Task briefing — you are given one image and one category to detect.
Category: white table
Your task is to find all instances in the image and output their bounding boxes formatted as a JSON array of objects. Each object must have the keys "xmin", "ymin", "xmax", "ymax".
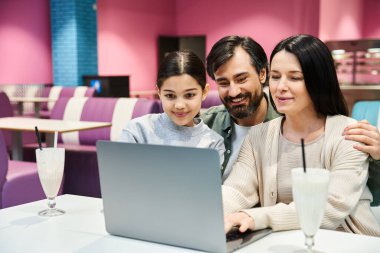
[
  {"xmin": 9, "ymin": 97, "xmax": 57, "ymax": 118},
  {"xmin": 0, "ymin": 117, "xmax": 111, "ymax": 160},
  {"xmin": 0, "ymin": 195, "xmax": 379, "ymax": 253}
]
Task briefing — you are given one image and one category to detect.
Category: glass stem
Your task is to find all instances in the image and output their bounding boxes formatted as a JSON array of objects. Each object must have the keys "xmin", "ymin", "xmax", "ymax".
[
  {"xmin": 48, "ymin": 197, "xmax": 56, "ymax": 209},
  {"xmin": 305, "ymin": 235, "xmax": 315, "ymax": 252}
]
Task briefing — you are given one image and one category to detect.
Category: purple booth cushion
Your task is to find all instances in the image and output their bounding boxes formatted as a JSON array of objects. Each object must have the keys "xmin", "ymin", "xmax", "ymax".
[
  {"xmin": 59, "ymin": 87, "xmax": 75, "ymax": 97},
  {"xmin": 0, "ymin": 130, "xmax": 49, "ymax": 209},
  {"xmin": 132, "ymin": 99, "xmax": 161, "ymax": 118},
  {"xmin": 0, "ymin": 92, "xmax": 37, "ymax": 156},
  {"xmin": 39, "ymin": 86, "xmax": 96, "ymax": 119},
  {"xmin": 201, "ymin": 90, "xmax": 222, "ymax": 108},
  {"xmin": 0, "ymin": 131, "xmax": 8, "ymax": 202},
  {"xmin": 23, "ymin": 97, "xmax": 161, "ymax": 198},
  {"xmin": 85, "ymin": 87, "xmax": 95, "ymax": 97},
  {"xmin": 78, "ymin": 98, "xmax": 117, "ymax": 145},
  {"xmin": 2, "ymin": 160, "xmax": 46, "ymax": 208},
  {"xmin": 40, "ymin": 85, "xmax": 52, "ymax": 111},
  {"xmin": 0, "ymin": 92, "xmax": 14, "ymax": 149}
]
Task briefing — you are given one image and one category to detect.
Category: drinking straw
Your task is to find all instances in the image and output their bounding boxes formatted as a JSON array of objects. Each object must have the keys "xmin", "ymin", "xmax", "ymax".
[
  {"xmin": 53, "ymin": 131, "xmax": 58, "ymax": 148},
  {"xmin": 34, "ymin": 126, "xmax": 43, "ymax": 150},
  {"xmin": 301, "ymin": 138, "xmax": 306, "ymax": 173}
]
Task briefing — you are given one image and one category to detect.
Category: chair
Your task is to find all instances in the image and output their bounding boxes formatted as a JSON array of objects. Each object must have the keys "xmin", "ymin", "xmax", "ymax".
[
  {"xmin": 19, "ymin": 85, "xmax": 43, "ymax": 116},
  {"xmin": 0, "ymin": 84, "xmax": 47, "ymax": 117},
  {"xmin": 39, "ymin": 86, "xmax": 96, "ymax": 118},
  {"xmin": 351, "ymin": 100, "xmax": 380, "ymax": 128},
  {"xmin": 23, "ymin": 97, "xmax": 161, "ymax": 198},
  {"xmin": 0, "ymin": 92, "xmax": 14, "ymax": 148},
  {"xmin": 0, "ymin": 130, "xmax": 46, "ymax": 208},
  {"xmin": 0, "ymin": 92, "xmax": 36, "ymax": 156},
  {"xmin": 351, "ymin": 100, "xmax": 380, "ymax": 210},
  {"xmin": 201, "ymin": 90, "xmax": 222, "ymax": 109}
]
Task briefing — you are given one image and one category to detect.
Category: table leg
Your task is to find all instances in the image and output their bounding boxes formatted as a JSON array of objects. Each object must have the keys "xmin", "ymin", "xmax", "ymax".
[
  {"xmin": 34, "ymin": 102, "xmax": 41, "ymax": 118},
  {"xmin": 17, "ymin": 102, "xmax": 24, "ymax": 116},
  {"xmin": 11, "ymin": 131, "xmax": 23, "ymax": 161},
  {"xmin": 45, "ymin": 133, "xmax": 54, "ymax": 147}
]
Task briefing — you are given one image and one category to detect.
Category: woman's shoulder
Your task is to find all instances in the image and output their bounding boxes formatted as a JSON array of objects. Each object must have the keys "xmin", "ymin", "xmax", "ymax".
[
  {"xmin": 327, "ymin": 114, "xmax": 356, "ymax": 123},
  {"xmin": 325, "ymin": 115, "xmax": 356, "ymax": 134}
]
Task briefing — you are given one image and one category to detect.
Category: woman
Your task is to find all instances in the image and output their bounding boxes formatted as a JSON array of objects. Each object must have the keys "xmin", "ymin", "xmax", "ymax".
[{"xmin": 222, "ymin": 34, "xmax": 380, "ymax": 236}]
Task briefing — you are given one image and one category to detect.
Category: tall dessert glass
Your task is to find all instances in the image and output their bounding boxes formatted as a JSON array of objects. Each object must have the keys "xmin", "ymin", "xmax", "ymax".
[
  {"xmin": 35, "ymin": 147, "xmax": 65, "ymax": 216},
  {"xmin": 292, "ymin": 168, "xmax": 330, "ymax": 252}
]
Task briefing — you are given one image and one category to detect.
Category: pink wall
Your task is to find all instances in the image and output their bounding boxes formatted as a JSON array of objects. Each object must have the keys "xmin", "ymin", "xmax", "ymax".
[
  {"xmin": 98, "ymin": 0, "xmax": 320, "ymax": 91},
  {"xmin": 97, "ymin": 0, "xmax": 176, "ymax": 91},
  {"xmin": 176, "ymin": 0, "xmax": 320, "ymax": 58},
  {"xmin": 362, "ymin": 0, "xmax": 380, "ymax": 38},
  {"xmin": 176, "ymin": 0, "xmax": 320, "ymax": 88},
  {"xmin": 319, "ymin": 0, "xmax": 363, "ymax": 41},
  {"xmin": 0, "ymin": 0, "xmax": 52, "ymax": 85},
  {"xmin": 0, "ymin": 0, "xmax": 378, "ymax": 90}
]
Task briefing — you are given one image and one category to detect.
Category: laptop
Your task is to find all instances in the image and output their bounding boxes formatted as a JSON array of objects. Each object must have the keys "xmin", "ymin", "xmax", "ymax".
[{"xmin": 96, "ymin": 141, "xmax": 272, "ymax": 253}]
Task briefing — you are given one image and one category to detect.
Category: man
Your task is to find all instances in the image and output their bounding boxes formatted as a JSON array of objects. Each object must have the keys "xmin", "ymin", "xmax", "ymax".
[
  {"xmin": 201, "ymin": 36, "xmax": 278, "ymax": 181},
  {"xmin": 201, "ymin": 35, "xmax": 380, "ymax": 203}
]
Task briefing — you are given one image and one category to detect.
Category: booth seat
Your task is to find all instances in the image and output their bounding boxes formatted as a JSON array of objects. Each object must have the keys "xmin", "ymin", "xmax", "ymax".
[
  {"xmin": 0, "ymin": 130, "xmax": 47, "ymax": 209},
  {"xmin": 351, "ymin": 100, "xmax": 380, "ymax": 128},
  {"xmin": 0, "ymin": 84, "xmax": 47, "ymax": 116},
  {"xmin": 0, "ymin": 92, "xmax": 36, "ymax": 157},
  {"xmin": 155, "ymin": 90, "xmax": 222, "ymax": 114},
  {"xmin": 201, "ymin": 90, "xmax": 222, "ymax": 109},
  {"xmin": 351, "ymin": 100, "xmax": 380, "ymax": 209},
  {"xmin": 24, "ymin": 97, "xmax": 161, "ymax": 198},
  {"xmin": 39, "ymin": 86, "xmax": 95, "ymax": 118}
]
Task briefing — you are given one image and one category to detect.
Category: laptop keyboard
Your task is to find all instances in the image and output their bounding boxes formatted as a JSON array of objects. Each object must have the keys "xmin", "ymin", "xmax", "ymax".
[
  {"xmin": 226, "ymin": 227, "xmax": 250, "ymax": 242},
  {"xmin": 226, "ymin": 227, "xmax": 272, "ymax": 252}
]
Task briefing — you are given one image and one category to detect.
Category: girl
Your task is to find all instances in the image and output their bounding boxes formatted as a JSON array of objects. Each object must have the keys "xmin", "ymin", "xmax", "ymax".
[{"xmin": 120, "ymin": 50, "xmax": 225, "ymax": 164}]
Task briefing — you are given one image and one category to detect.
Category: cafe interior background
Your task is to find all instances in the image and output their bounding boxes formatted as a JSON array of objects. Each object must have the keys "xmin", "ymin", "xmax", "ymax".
[{"xmin": 0, "ymin": 0, "xmax": 379, "ymax": 114}]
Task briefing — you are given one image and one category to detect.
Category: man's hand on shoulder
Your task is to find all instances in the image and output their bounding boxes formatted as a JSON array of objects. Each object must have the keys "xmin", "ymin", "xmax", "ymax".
[{"xmin": 343, "ymin": 120, "xmax": 380, "ymax": 160}]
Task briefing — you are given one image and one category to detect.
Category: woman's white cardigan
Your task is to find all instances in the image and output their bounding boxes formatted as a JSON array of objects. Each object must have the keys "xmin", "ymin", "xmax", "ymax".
[{"xmin": 222, "ymin": 115, "xmax": 380, "ymax": 236}]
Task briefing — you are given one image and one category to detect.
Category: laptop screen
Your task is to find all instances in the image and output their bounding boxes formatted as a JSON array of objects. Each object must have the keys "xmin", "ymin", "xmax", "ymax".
[{"xmin": 97, "ymin": 141, "xmax": 228, "ymax": 252}]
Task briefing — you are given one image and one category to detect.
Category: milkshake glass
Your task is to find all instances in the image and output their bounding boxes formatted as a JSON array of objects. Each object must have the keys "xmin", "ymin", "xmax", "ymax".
[
  {"xmin": 36, "ymin": 147, "xmax": 65, "ymax": 216},
  {"xmin": 292, "ymin": 168, "xmax": 330, "ymax": 252}
]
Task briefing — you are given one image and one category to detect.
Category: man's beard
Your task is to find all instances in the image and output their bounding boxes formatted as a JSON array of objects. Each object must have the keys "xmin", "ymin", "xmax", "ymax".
[{"xmin": 222, "ymin": 90, "xmax": 264, "ymax": 119}]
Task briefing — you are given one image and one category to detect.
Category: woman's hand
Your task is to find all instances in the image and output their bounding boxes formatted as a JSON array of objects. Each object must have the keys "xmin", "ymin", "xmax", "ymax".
[
  {"xmin": 343, "ymin": 120, "xmax": 380, "ymax": 160},
  {"xmin": 224, "ymin": 212, "xmax": 255, "ymax": 233}
]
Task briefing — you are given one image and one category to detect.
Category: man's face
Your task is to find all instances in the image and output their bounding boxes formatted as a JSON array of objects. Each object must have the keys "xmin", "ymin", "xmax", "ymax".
[{"xmin": 213, "ymin": 47, "xmax": 266, "ymax": 121}]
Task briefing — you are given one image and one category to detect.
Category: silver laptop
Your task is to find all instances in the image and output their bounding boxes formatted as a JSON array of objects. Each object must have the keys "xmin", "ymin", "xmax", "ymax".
[{"xmin": 96, "ymin": 141, "xmax": 271, "ymax": 253}]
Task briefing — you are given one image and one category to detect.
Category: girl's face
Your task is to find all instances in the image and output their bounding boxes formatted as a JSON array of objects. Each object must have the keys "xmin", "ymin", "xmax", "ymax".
[
  {"xmin": 158, "ymin": 74, "xmax": 208, "ymax": 127},
  {"xmin": 269, "ymin": 50, "xmax": 315, "ymax": 117}
]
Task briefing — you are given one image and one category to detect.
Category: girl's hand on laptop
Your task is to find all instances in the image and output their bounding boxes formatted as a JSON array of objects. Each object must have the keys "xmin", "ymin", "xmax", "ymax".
[
  {"xmin": 224, "ymin": 212, "xmax": 254, "ymax": 233},
  {"xmin": 343, "ymin": 119, "xmax": 380, "ymax": 160}
]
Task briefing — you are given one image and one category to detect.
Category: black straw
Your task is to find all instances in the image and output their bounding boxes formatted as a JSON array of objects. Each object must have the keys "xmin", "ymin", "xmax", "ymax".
[
  {"xmin": 301, "ymin": 138, "xmax": 306, "ymax": 173},
  {"xmin": 35, "ymin": 126, "xmax": 43, "ymax": 150}
]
